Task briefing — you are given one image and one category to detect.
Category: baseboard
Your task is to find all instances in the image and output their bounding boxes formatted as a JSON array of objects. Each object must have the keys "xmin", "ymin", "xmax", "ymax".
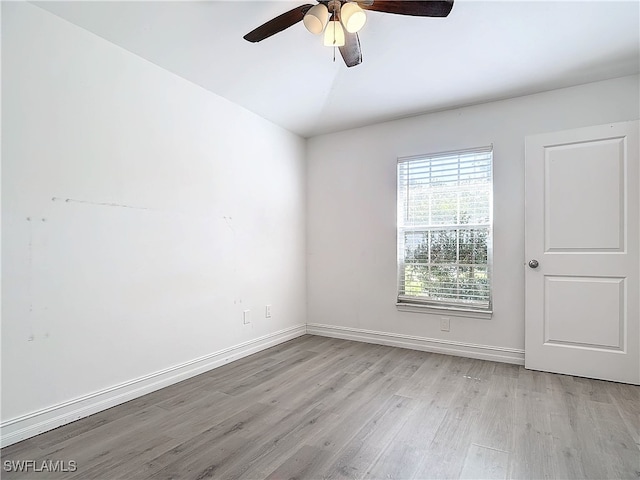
[
  {"xmin": 0, "ymin": 324, "xmax": 306, "ymax": 447},
  {"xmin": 306, "ymin": 323, "xmax": 525, "ymax": 365}
]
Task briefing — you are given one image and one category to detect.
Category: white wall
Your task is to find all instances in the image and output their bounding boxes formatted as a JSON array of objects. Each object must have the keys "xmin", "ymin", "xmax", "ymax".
[
  {"xmin": 307, "ymin": 75, "xmax": 640, "ymax": 357},
  {"xmin": 2, "ymin": 2, "xmax": 306, "ymax": 429}
]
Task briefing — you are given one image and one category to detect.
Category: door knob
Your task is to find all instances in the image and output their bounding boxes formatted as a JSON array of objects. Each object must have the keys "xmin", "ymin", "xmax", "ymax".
[{"xmin": 528, "ymin": 259, "xmax": 539, "ymax": 269}]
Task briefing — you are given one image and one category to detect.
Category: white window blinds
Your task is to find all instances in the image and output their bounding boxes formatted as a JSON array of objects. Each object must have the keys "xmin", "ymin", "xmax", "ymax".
[{"xmin": 397, "ymin": 146, "xmax": 493, "ymax": 310}]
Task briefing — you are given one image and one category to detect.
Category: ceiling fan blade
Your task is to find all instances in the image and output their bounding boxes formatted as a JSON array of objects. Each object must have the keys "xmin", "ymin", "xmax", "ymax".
[
  {"xmin": 359, "ymin": 1, "xmax": 454, "ymax": 17},
  {"xmin": 339, "ymin": 32, "xmax": 362, "ymax": 68},
  {"xmin": 244, "ymin": 4, "xmax": 314, "ymax": 42}
]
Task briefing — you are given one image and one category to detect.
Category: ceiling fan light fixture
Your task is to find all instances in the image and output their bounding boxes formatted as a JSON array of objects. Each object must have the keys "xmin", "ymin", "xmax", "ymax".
[
  {"xmin": 303, "ymin": 3, "xmax": 329, "ymax": 35},
  {"xmin": 323, "ymin": 14, "xmax": 345, "ymax": 47},
  {"xmin": 243, "ymin": 0, "xmax": 454, "ymax": 67},
  {"xmin": 340, "ymin": 2, "xmax": 367, "ymax": 33}
]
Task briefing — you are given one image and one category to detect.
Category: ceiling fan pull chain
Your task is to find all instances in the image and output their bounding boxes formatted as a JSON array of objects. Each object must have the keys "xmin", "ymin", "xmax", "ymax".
[{"xmin": 332, "ymin": 11, "xmax": 336, "ymax": 63}]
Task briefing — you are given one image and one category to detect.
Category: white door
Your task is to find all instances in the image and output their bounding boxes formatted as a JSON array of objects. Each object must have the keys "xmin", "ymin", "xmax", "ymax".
[{"xmin": 525, "ymin": 121, "xmax": 639, "ymax": 385}]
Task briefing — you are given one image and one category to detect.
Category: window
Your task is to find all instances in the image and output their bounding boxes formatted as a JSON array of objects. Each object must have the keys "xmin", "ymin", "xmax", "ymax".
[{"xmin": 397, "ymin": 146, "xmax": 493, "ymax": 313}]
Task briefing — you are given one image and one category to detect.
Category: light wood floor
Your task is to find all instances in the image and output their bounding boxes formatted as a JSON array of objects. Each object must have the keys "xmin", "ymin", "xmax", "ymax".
[{"xmin": 2, "ymin": 335, "xmax": 639, "ymax": 479}]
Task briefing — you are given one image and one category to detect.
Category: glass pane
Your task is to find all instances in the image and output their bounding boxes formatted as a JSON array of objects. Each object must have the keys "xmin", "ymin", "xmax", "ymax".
[
  {"xmin": 430, "ymin": 230, "xmax": 457, "ymax": 263},
  {"xmin": 406, "ymin": 187, "xmax": 430, "ymax": 225},
  {"xmin": 401, "ymin": 264, "xmax": 429, "ymax": 296},
  {"xmin": 458, "ymin": 266, "xmax": 490, "ymax": 303},
  {"xmin": 459, "ymin": 188, "xmax": 490, "ymax": 225},
  {"xmin": 429, "ymin": 266, "xmax": 458, "ymax": 300},
  {"xmin": 458, "ymin": 228, "xmax": 488, "ymax": 265},
  {"xmin": 430, "ymin": 189, "xmax": 458, "ymax": 225},
  {"xmin": 404, "ymin": 232, "xmax": 429, "ymax": 263}
]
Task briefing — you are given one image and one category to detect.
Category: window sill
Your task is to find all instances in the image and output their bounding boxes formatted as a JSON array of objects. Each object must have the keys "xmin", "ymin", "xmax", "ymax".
[{"xmin": 396, "ymin": 303, "xmax": 493, "ymax": 320}]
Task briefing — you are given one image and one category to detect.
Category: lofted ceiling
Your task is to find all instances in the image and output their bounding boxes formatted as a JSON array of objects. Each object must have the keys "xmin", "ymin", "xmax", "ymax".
[{"xmin": 34, "ymin": 1, "xmax": 640, "ymax": 138}]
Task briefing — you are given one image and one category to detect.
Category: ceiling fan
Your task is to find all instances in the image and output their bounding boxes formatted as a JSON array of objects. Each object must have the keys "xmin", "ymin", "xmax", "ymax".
[{"xmin": 243, "ymin": 1, "xmax": 454, "ymax": 67}]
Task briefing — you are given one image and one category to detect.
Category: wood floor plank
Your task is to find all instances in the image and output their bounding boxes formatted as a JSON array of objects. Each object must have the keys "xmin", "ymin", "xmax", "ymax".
[
  {"xmin": 492, "ymin": 361, "xmax": 520, "ymax": 379},
  {"xmin": 0, "ymin": 438, "xmax": 43, "ymax": 459},
  {"xmin": 342, "ymin": 344, "xmax": 395, "ymax": 376},
  {"xmin": 263, "ymin": 444, "xmax": 326, "ymax": 480},
  {"xmin": 395, "ymin": 353, "xmax": 456, "ymax": 402},
  {"xmin": 508, "ymin": 384, "xmax": 556, "ymax": 479},
  {"xmin": 320, "ymin": 394, "xmax": 416, "ymax": 479},
  {"xmin": 609, "ymin": 381, "xmax": 640, "ymax": 447},
  {"xmin": 548, "ymin": 413, "xmax": 588, "ymax": 479},
  {"xmin": 219, "ymin": 349, "xmax": 319, "ymax": 396},
  {"xmin": 68, "ymin": 433, "xmax": 181, "ymax": 480},
  {"xmin": 216, "ymin": 406, "xmax": 340, "ymax": 479},
  {"xmin": 365, "ymin": 397, "xmax": 448, "ymax": 479},
  {"xmin": 319, "ymin": 368, "xmax": 410, "ymax": 417},
  {"xmin": 128, "ymin": 402, "xmax": 274, "ymax": 479},
  {"xmin": 147, "ymin": 434, "xmax": 249, "ymax": 480},
  {"xmin": 2, "ymin": 335, "xmax": 639, "ymax": 480},
  {"xmin": 413, "ymin": 403, "xmax": 482, "ymax": 479},
  {"xmin": 459, "ymin": 444, "xmax": 509, "ymax": 480},
  {"xmin": 387, "ymin": 348, "xmax": 431, "ymax": 379},
  {"xmin": 469, "ymin": 373, "xmax": 517, "ymax": 452},
  {"xmin": 582, "ymin": 400, "xmax": 639, "ymax": 479},
  {"xmin": 34, "ymin": 405, "xmax": 167, "ymax": 461},
  {"xmin": 262, "ymin": 369, "xmax": 358, "ymax": 412}
]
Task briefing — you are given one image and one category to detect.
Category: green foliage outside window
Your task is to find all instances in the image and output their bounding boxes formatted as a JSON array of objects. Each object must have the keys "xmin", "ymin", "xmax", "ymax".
[{"xmin": 403, "ymin": 228, "xmax": 489, "ymax": 304}]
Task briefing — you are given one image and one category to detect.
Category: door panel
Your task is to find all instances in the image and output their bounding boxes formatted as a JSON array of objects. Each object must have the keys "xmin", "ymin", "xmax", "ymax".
[
  {"xmin": 525, "ymin": 121, "xmax": 639, "ymax": 384},
  {"xmin": 544, "ymin": 276, "xmax": 624, "ymax": 350},
  {"xmin": 545, "ymin": 138, "xmax": 625, "ymax": 251}
]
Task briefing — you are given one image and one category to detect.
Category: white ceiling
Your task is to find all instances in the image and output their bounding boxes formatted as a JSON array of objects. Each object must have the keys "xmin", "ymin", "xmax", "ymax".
[{"xmin": 34, "ymin": 1, "xmax": 640, "ymax": 138}]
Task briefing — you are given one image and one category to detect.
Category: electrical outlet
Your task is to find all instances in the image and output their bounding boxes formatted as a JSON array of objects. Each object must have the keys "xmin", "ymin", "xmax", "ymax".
[
  {"xmin": 440, "ymin": 317, "xmax": 450, "ymax": 332},
  {"xmin": 243, "ymin": 310, "xmax": 251, "ymax": 325},
  {"xmin": 265, "ymin": 305, "xmax": 272, "ymax": 318}
]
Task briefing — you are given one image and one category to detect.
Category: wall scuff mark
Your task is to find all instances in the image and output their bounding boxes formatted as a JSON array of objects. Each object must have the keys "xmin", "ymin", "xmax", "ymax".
[{"xmin": 51, "ymin": 197, "xmax": 149, "ymax": 210}]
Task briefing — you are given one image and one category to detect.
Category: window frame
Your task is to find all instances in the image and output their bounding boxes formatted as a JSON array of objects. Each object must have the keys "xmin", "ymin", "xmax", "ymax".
[{"xmin": 396, "ymin": 146, "xmax": 494, "ymax": 319}]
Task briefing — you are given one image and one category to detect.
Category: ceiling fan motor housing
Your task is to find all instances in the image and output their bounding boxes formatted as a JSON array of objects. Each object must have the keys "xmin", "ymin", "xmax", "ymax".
[{"xmin": 327, "ymin": 0, "xmax": 343, "ymax": 14}]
